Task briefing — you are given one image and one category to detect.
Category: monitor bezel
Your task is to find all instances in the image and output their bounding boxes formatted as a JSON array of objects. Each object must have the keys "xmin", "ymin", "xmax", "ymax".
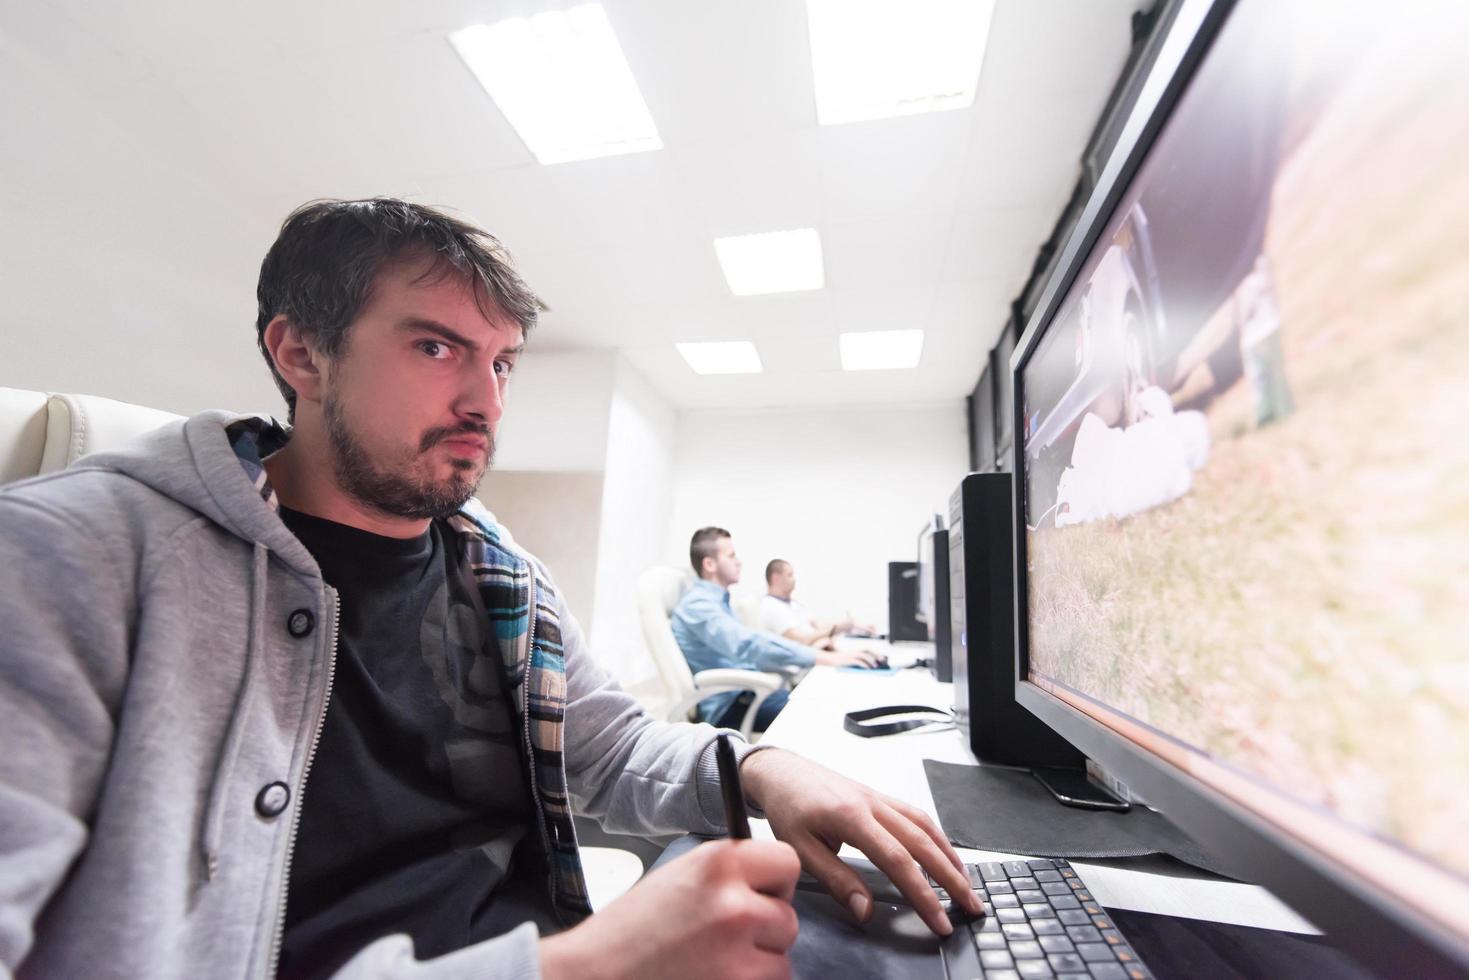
[{"xmin": 1006, "ymin": 0, "xmax": 1469, "ymax": 974}]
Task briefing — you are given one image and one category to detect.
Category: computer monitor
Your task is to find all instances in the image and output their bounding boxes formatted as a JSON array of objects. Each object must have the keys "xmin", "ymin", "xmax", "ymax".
[
  {"xmin": 916, "ymin": 516, "xmax": 953, "ymax": 681},
  {"xmin": 991, "ymin": 318, "xmax": 1018, "ymax": 466},
  {"xmin": 1009, "ymin": 0, "xmax": 1469, "ymax": 975},
  {"xmin": 968, "ymin": 364, "xmax": 997, "ymax": 474}
]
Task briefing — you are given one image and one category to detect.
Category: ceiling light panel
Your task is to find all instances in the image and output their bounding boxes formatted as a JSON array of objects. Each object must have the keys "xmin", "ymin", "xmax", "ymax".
[
  {"xmin": 676, "ymin": 341, "xmax": 765, "ymax": 375},
  {"xmin": 450, "ymin": 5, "xmax": 661, "ymax": 165},
  {"xmin": 839, "ymin": 329, "xmax": 924, "ymax": 371},
  {"xmin": 713, "ymin": 228, "xmax": 825, "ymax": 296},
  {"xmin": 806, "ymin": 0, "xmax": 995, "ymax": 126}
]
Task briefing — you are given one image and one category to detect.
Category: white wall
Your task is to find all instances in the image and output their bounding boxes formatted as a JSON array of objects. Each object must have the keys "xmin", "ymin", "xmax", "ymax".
[
  {"xmin": 0, "ymin": 27, "xmax": 279, "ymax": 415},
  {"xmin": 475, "ymin": 470, "xmax": 604, "ymax": 619},
  {"xmin": 667, "ymin": 402, "xmax": 968, "ymax": 633},
  {"xmin": 588, "ymin": 357, "xmax": 678, "ymax": 686},
  {"xmin": 494, "ymin": 349, "xmax": 616, "ymax": 472}
]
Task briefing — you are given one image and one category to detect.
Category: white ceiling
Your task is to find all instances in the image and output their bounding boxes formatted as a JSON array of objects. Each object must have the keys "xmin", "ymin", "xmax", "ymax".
[{"xmin": 5, "ymin": 0, "xmax": 1144, "ymax": 411}]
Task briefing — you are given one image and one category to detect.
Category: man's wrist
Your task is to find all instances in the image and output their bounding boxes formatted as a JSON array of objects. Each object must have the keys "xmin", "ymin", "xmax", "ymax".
[{"xmin": 738, "ymin": 745, "xmax": 783, "ymax": 812}]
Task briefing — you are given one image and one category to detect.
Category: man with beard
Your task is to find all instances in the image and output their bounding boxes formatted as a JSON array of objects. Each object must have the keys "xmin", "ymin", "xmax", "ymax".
[{"xmin": 0, "ymin": 199, "xmax": 981, "ymax": 979}]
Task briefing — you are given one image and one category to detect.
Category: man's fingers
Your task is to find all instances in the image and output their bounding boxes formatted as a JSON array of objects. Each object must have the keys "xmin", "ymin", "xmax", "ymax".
[
  {"xmin": 882, "ymin": 796, "xmax": 978, "ymax": 907},
  {"xmin": 849, "ymin": 820, "xmax": 953, "ymax": 936},
  {"xmin": 731, "ymin": 839, "xmax": 801, "ymax": 902},
  {"xmin": 872, "ymin": 801, "xmax": 983, "ymax": 917},
  {"xmin": 748, "ymin": 893, "xmax": 801, "ymax": 953},
  {"xmin": 787, "ymin": 829, "xmax": 875, "ymax": 924}
]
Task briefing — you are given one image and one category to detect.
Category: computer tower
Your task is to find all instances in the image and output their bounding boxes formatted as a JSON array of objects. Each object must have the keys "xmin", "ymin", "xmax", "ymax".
[
  {"xmin": 948, "ymin": 473, "xmax": 1083, "ymax": 768},
  {"xmin": 886, "ymin": 561, "xmax": 926, "ymax": 642},
  {"xmin": 930, "ymin": 529, "xmax": 953, "ymax": 682}
]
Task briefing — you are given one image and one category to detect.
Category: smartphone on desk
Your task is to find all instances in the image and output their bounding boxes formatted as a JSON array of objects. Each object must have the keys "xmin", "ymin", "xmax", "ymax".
[{"xmin": 1032, "ymin": 767, "xmax": 1131, "ymax": 812}]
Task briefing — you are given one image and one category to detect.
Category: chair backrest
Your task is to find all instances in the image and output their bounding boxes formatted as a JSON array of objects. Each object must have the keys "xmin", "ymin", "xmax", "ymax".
[
  {"xmin": 0, "ymin": 387, "xmax": 185, "ymax": 485},
  {"xmin": 636, "ymin": 565, "xmax": 698, "ymax": 706},
  {"xmin": 732, "ymin": 591, "xmax": 764, "ymax": 631}
]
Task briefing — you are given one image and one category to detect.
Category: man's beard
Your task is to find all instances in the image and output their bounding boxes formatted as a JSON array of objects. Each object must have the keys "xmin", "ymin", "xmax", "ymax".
[{"xmin": 322, "ymin": 390, "xmax": 492, "ymax": 520}]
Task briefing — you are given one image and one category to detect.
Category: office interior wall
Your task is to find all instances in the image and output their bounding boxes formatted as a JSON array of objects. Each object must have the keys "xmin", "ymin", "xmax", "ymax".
[
  {"xmin": 0, "ymin": 29, "xmax": 279, "ymax": 415},
  {"xmin": 475, "ymin": 470, "xmax": 605, "ymax": 622},
  {"xmin": 495, "ymin": 349, "xmax": 616, "ymax": 472},
  {"xmin": 667, "ymin": 402, "xmax": 968, "ymax": 636},
  {"xmin": 588, "ymin": 357, "xmax": 678, "ymax": 689}
]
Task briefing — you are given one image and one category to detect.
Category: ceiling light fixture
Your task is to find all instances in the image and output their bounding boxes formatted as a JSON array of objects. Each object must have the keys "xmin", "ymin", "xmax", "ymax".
[
  {"xmin": 675, "ymin": 341, "xmax": 765, "ymax": 375},
  {"xmin": 713, "ymin": 228, "xmax": 825, "ymax": 297},
  {"xmin": 839, "ymin": 329, "xmax": 925, "ymax": 371},
  {"xmin": 806, "ymin": 0, "xmax": 995, "ymax": 126},
  {"xmin": 450, "ymin": 5, "xmax": 662, "ymax": 165}
]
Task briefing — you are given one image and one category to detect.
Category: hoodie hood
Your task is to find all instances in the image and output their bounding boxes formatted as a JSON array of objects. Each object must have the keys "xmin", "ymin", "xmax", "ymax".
[{"xmin": 82, "ymin": 410, "xmax": 322, "ymax": 578}]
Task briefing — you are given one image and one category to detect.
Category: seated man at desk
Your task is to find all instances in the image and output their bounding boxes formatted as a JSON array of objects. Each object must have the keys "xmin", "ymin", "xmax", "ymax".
[
  {"xmin": 672, "ymin": 528, "xmax": 880, "ymax": 732},
  {"xmin": 760, "ymin": 558, "xmax": 874, "ymax": 648},
  {"xmin": 0, "ymin": 199, "xmax": 981, "ymax": 979}
]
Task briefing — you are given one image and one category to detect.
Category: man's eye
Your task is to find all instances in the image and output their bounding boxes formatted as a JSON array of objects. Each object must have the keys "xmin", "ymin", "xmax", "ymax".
[
  {"xmin": 418, "ymin": 341, "xmax": 452, "ymax": 359},
  {"xmin": 494, "ymin": 360, "xmax": 515, "ymax": 377}
]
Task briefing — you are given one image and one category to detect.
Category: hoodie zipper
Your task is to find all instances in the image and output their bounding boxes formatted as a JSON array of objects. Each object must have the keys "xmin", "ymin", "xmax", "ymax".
[{"xmin": 268, "ymin": 588, "xmax": 341, "ymax": 979}]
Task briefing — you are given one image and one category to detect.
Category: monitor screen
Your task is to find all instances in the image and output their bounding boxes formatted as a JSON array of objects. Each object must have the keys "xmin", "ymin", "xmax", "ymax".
[
  {"xmin": 969, "ymin": 364, "xmax": 997, "ymax": 473},
  {"xmin": 915, "ymin": 516, "xmax": 941, "ymax": 631},
  {"xmin": 1014, "ymin": 0, "xmax": 1469, "ymax": 969}
]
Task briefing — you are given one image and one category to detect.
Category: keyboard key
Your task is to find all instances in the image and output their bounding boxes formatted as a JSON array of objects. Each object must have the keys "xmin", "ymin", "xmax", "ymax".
[
  {"xmin": 1115, "ymin": 948, "xmax": 1138, "ymax": 963},
  {"xmin": 1057, "ymin": 909, "xmax": 1091, "ymax": 926},
  {"xmin": 1049, "ymin": 952, "xmax": 1087, "ymax": 973},
  {"xmin": 1042, "ymin": 881, "xmax": 1071, "ymax": 896},
  {"xmin": 968, "ymin": 865, "xmax": 986, "ymax": 888},
  {"xmin": 1082, "ymin": 903, "xmax": 1104, "ymax": 916},
  {"xmin": 1001, "ymin": 922, "xmax": 1036, "ymax": 941},
  {"xmin": 1016, "ymin": 959, "xmax": 1055, "ymax": 978},
  {"xmin": 974, "ymin": 915, "xmax": 1002, "ymax": 934},
  {"xmin": 1092, "ymin": 915, "xmax": 1114, "ymax": 930},
  {"xmin": 1070, "ymin": 879, "xmax": 1088, "ymax": 891},
  {"xmin": 981, "ymin": 862, "xmax": 1008, "ymax": 881},
  {"xmin": 1031, "ymin": 919, "xmax": 1065, "ymax": 936},
  {"xmin": 1016, "ymin": 889, "xmax": 1047, "ymax": 903},
  {"xmin": 986, "ymin": 971, "xmax": 1020, "ymax": 980},
  {"xmin": 1125, "ymin": 967, "xmax": 1151, "ymax": 980},
  {"xmin": 1003, "ymin": 861, "xmax": 1031, "ymax": 877},
  {"xmin": 1075, "ymin": 890, "xmax": 1094, "ymax": 902},
  {"xmin": 932, "ymin": 888, "xmax": 948, "ymax": 901},
  {"xmin": 1009, "ymin": 940, "xmax": 1044, "ymax": 959},
  {"xmin": 1038, "ymin": 935, "xmax": 1075, "ymax": 954},
  {"xmin": 1088, "ymin": 964, "xmax": 1127, "ymax": 980},
  {"xmin": 1035, "ymin": 869, "xmax": 1063, "ymax": 882},
  {"xmin": 1028, "ymin": 859, "xmax": 1057, "ymax": 870},
  {"xmin": 991, "ymin": 893, "xmax": 1021, "ymax": 908},
  {"xmin": 1010, "ymin": 876, "xmax": 1039, "ymax": 890},
  {"xmin": 998, "ymin": 907, "xmax": 1027, "ymax": 923},
  {"xmin": 1023, "ymin": 903, "xmax": 1056, "ymax": 919},
  {"xmin": 980, "ymin": 949, "xmax": 1014, "ymax": 969},
  {"xmin": 1077, "ymin": 942, "xmax": 1115, "ymax": 963},
  {"xmin": 1066, "ymin": 926, "xmax": 1102, "ymax": 944},
  {"xmin": 1050, "ymin": 895, "xmax": 1081, "ymax": 910},
  {"xmin": 1060, "ymin": 868, "xmax": 1078, "ymax": 879},
  {"xmin": 988, "ymin": 880, "xmax": 1016, "ymax": 895},
  {"xmin": 1099, "ymin": 929, "xmax": 1125, "ymax": 946},
  {"xmin": 975, "ymin": 929, "xmax": 1008, "ymax": 949}
]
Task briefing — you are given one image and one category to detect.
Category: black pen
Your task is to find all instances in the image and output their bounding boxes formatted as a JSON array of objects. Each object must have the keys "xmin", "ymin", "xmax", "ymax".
[{"xmin": 715, "ymin": 733, "xmax": 751, "ymax": 839}]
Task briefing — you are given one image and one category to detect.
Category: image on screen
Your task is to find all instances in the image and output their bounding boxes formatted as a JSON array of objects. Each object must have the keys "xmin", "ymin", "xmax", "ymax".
[{"xmin": 1019, "ymin": 0, "xmax": 1469, "ymax": 890}]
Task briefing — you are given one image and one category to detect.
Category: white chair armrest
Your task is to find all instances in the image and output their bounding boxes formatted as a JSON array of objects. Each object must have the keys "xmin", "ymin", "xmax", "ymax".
[{"xmin": 693, "ymin": 669, "xmax": 783, "ymax": 694}]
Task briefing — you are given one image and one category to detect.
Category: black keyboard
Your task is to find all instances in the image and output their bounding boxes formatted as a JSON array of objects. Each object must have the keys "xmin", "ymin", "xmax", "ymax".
[{"xmin": 933, "ymin": 858, "xmax": 1153, "ymax": 980}]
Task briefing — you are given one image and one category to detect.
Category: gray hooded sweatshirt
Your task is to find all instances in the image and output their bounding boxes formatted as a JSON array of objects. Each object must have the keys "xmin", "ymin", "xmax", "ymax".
[{"xmin": 0, "ymin": 411, "xmax": 752, "ymax": 979}]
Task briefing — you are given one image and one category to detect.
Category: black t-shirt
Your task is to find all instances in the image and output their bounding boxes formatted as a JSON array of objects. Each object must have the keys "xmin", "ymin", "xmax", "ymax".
[{"xmin": 278, "ymin": 508, "xmax": 560, "ymax": 980}]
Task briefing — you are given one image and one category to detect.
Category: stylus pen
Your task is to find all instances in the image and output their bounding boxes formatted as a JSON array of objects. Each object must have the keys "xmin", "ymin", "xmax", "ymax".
[{"xmin": 715, "ymin": 733, "xmax": 751, "ymax": 839}]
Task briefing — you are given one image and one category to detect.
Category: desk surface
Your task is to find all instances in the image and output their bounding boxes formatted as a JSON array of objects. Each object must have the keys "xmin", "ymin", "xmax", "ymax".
[{"xmin": 753, "ymin": 659, "xmax": 1318, "ymax": 935}]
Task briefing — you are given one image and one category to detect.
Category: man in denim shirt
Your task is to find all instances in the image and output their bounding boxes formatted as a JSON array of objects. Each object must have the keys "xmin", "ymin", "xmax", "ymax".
[{"xmin": 671, "ymin": 527, "xmax": 878, "ymax": 731}]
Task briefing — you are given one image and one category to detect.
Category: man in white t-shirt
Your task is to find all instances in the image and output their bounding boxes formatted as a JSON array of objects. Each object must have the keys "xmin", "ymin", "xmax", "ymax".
[{"xmin": 759, "ymin": 559, "xmax": 873, "ymax": 647}]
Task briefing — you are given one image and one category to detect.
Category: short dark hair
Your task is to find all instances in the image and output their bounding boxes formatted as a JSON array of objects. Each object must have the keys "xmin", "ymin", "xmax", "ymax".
[
  {"xmin": 765, "ymin": 559, "xmax": 790, "ymax": 584},
  {"xmin": 690, "ymin": 526, "xmax": 731, "ymax": 577},
  {"xmin": 255, "ymin": 197, "xmax": 543, "ymax": 420}
]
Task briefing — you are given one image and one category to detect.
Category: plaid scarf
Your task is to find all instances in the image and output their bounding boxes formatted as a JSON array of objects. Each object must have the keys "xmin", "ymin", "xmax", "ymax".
[{"xmin": 229, "ymin": 417, "xmax": 591, "ymax": 921}]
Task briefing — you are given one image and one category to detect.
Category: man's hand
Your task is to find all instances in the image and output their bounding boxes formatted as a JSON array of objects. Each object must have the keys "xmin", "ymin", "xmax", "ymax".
[
  {"xmin": 540, "ymin": 838, "xmax": 801, "ymax": 980},
  {"xmin": 814, "ymin": 648, "xmax": 880, "ymax": 668},
  {"xmin": 739, "ymin": 749, "xmax": 984, "ymax": 937}
]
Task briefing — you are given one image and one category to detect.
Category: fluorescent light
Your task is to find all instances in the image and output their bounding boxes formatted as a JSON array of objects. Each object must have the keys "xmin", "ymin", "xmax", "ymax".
[
  {"xmin": 675, "ymin": 341, "xmax": 764, "ymax": 375},
  {"xmin": 806, "ymin": 0, "xmax": 995, "ymax": 125},
  {"xmin": 713, "ymin": 229, "xmax": 825, "ymax": 296},
  {"xmin": 450, "ymin": 5, "xmax": 662, "ymax": 165},
  {"xmin": 839, "ymin": 329, "xmax": 924, "ymax": 371}
]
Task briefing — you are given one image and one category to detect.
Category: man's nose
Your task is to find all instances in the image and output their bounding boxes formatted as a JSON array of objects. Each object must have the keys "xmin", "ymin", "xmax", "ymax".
[{"xmin": 457, "ymin": 365, "xmax": 505, "ymax": 429}]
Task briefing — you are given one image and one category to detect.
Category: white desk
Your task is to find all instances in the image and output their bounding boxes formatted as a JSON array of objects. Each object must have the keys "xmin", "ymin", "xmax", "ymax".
[{"xmin": 754, "ymin": 662, "xmax": 1318, "ymax": 935}]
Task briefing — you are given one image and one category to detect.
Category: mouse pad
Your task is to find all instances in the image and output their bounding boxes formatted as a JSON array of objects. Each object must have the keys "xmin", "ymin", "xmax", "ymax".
[{"xmin": 923, "ymin": 759, "xmax": 1241, "ymax": 879}]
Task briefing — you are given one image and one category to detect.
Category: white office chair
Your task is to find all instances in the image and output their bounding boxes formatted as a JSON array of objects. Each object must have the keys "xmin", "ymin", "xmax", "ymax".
[
  {"xmin": 636, "ymin": 566, "xmax": 784, "ymax": 741},
  {"xmin": 0, "ymin": 387, "xmax": 185, "ymax": 485}
]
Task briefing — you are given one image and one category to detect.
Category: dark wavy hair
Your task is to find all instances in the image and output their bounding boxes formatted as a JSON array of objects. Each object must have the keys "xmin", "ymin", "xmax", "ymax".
[{"xmin": 255, "ymin": 198, "xmax": 543, "ymax": 420}]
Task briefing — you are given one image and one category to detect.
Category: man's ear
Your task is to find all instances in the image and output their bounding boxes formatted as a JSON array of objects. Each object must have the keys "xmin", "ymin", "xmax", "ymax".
[{"xmin": 263, "ymin": 315, "xmax": 328, "ymax": 408}]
